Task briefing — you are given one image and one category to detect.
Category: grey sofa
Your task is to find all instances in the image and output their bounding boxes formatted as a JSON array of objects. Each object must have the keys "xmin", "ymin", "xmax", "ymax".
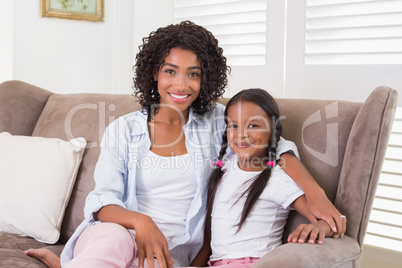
[{"xmin": 0, "ymin": 80, "xmax": 397, "ymax": 267}]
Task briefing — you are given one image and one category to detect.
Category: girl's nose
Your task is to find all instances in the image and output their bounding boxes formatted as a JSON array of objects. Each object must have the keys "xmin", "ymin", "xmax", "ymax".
[{"xmin": 239, "ymin": 128, "xmax": 248, "ymax": 139}]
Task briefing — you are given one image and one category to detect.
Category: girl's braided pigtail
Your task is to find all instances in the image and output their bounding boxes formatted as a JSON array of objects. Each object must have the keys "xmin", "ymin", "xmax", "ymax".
[{"xmin": 205, "ymin": 130, "xmax": 228, "ymax": 240}]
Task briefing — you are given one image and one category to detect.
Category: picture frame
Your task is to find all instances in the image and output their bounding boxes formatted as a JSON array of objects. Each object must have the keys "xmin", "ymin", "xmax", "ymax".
[{"xmin": 40, "ymin": 0, "xmax": 104, "ymax": 22}]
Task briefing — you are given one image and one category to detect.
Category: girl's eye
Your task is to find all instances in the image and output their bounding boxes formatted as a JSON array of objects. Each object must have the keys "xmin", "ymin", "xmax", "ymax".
[
  {"xmin": 228, "ymin": 124, "xmax": 237, "ymax": 129},
  {"xmin": 165, "ymin": 69, "xmax": 175, "ymax": 74},
  {"xmin": 248, "ymin": 124, "xmax": 258, "ymax": 128}
]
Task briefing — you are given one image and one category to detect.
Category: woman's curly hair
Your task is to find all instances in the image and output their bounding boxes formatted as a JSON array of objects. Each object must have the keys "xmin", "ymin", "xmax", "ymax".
[{"xmin": 133, "ymin": 20, "xmax": 230, "ymax": 116}]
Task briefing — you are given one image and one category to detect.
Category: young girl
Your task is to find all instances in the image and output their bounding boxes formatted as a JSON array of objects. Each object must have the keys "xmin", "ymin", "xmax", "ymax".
[
  {"xmin": 25, "ymin": 22, "xmax": 345, "ymax": 268},
  {"xmin": 191, "ymin": 88, "xmax": 340, "ymax": 267}
]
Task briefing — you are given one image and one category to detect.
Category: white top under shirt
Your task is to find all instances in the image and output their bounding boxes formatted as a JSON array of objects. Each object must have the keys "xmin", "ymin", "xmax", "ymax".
[
  {"xmin": 136, "ymin": 150, "xmax": 196, "ymax": 242},
  {"xmin": 210, "ymin": 154, "xmax": 304, "ymax": 261}
]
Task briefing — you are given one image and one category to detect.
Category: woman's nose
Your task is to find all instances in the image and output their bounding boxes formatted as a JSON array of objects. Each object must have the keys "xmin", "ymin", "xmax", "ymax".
[{"xmin": 174, "ymin": 75, "xmax": 187, "ymax": 91}]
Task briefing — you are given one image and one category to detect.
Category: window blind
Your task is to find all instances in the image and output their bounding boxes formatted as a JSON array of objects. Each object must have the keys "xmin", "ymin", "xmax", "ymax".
[
  {"xmin": 173, "ymin": 0, "xmax": 268, "ymax": 66},
  {"xmin": 364, "ymin": 107, "xmax": 402, "ymax": 252},
  {"xmin": 305, "ymin": 0, "xmax": 402, "ymax": 64}
]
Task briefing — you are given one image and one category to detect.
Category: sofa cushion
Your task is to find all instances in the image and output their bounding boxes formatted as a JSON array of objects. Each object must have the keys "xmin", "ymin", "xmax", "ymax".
[
  {"xmin": 0, "ymin": 232, "xmax": 64, "ymax": 268},
  {"xmin": 0, "ymin": 133, "xmax": 86, "ymax": 244},
  {"xmin": 253, "ymin": 235, "xmax": 361, "ymax": 268}
]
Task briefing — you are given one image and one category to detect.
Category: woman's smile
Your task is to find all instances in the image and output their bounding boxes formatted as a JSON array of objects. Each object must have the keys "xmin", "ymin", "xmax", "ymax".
[{"xmin": 169, "ymin": 93, "xmax": 191, "ymax": 103}]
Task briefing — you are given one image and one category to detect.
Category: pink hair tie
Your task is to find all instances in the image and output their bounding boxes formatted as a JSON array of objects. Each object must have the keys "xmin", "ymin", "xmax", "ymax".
[
  {"xmin": 267, "ymin": 161, "xmax": 275, "ymax": 168},
  {"xmin": 216, "ymin": 160, "xmax": 223, "ymax": 168}
]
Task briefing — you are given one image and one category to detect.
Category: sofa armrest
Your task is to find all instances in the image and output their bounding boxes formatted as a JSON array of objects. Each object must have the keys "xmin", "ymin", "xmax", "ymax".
[
  {"xmin": 0, "ymin": 80, "xmax": 52, "ymax": 135},
  {"xmin": 335, "ymin": 86, "xmax": 398, "ymax": 245},
  {"xmin": 254, "ymin": 236, "xmax": 361, "ymax": 268}
]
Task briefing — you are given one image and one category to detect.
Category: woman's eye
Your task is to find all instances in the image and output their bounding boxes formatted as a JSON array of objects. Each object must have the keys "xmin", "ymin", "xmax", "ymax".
[
  {"xmin": 249, "ymin": 124, "xmax": 258, "ymax": 128},
  {"xmin": 165, "ymin": 69, "xmax": 175, "ymax": 74},
  {"xmin": 228, "ymin": 124, "xmax": 237, "ymax": 129},
  {"xmin": 189, "ymin": 72, "xmax": 200, "ymax": 77}
]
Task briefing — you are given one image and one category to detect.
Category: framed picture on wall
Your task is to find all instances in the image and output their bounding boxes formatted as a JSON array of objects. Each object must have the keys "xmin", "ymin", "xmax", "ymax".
[{"xmin": 40, "ymin": 0, "xmax": 104, "ymax": 22}]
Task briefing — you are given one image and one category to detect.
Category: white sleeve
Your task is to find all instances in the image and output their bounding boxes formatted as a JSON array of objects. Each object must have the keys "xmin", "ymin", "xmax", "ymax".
[
  {"xmin": 269, "ymin": 167, "xmax": 305, "ymax": 210},
  {"xmin": 276, "ymin": 137, "xmax": 300, "ymax": 159}
]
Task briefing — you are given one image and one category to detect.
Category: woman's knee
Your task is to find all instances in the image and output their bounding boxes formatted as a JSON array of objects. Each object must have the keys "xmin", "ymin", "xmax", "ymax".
[
  {"xmin": 97, "ymin": 222, "xmax": 132, "ymax": 237},
  {"xmin": 74, "ymin": 222, "xmax": 135, "ymax": 257}
]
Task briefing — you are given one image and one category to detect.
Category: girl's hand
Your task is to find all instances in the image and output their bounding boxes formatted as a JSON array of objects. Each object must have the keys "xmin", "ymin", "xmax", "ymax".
[
  {"xmin": 133, "ymin": 214, "xmax": 174, "ymax": 268},
  {"xmin": 287, "ymin": 220, "xmax": 332, "ymax": 245}
]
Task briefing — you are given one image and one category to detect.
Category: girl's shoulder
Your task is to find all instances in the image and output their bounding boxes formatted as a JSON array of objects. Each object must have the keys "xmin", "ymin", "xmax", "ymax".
[
  {"xmin": 270, "ymin": 165, "xmax": 298, "ymax": 187},
  {"xmin": 271, "ymin": 165, "xmax": 290, "ymax": 178}
]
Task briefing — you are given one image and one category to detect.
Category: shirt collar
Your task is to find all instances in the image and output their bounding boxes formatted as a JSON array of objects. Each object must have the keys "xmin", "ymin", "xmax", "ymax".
[
  {"xmin": 187, "ymin": 107, "xmax": 206, "ymax": 126},
  {"xmin": 129, "ymin": 107, "xmax": 207, "ymax": 137},
  {"xmin": 129, "ymin": 110, "xmax": 148, "ymax": 136}
]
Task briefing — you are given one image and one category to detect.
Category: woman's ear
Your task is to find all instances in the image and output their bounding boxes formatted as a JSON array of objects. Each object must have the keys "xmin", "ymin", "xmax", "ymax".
[{"xmin": 153, "ymin": 69, "xmax": 158, "ymax": 81}]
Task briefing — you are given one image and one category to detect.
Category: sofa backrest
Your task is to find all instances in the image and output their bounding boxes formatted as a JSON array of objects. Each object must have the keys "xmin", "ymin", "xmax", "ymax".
[
  {"xmin": 31, "ymin": 93, "xmax": 141, "ymax": 242},
  {"xmin": 275, "ymin": 98, "xmax": 362, "ymax": 241},
  {"xmin": 275, "ymin": 87, "xmax": 397, "ymax": 245},
  {"xmin": 0, "ymin": 81, "xmax": 52, "ymax": 136}
]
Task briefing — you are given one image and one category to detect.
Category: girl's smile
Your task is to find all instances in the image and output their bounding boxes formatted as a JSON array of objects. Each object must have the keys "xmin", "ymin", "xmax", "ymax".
[{"xmin": 235, "ymin": 141, "xmax": 251, "ymax": 149}]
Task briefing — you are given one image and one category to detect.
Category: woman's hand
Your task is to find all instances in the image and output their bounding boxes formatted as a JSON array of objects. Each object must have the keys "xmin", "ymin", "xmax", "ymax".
[
  {"xmin": 288, "ymin": 220, "xmax": 332, "ymax": 245},
  {"xmin": 280, "ymin": 153, "xmax": 347, "ymax": 238},
  {"xmin": 305, "ymin": 189, "xmax": 347, "ymax": 238},
  {"xmin": 133, "ymin": 214, "xmax": 174, "ymax": 268},
  {"xmin": 96, "ymin": 205, "xmax": 173, "ymax": 268}
]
